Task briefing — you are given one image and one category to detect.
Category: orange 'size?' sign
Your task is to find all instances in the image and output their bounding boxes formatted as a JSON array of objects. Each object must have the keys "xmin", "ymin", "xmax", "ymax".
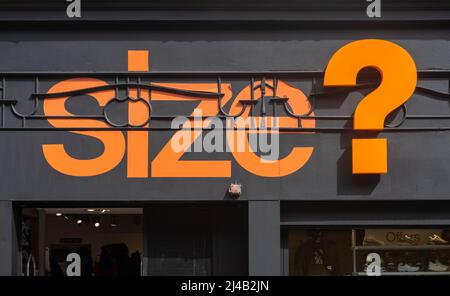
[{"xmin": 41, "ymin": 39, "xmax": 417, "ymax": 178}]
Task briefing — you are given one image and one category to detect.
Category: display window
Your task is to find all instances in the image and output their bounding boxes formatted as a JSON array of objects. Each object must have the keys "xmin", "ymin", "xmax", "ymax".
[{"xmin": 287, "ymin": 228, "xmax": 450, "ymax": 275}]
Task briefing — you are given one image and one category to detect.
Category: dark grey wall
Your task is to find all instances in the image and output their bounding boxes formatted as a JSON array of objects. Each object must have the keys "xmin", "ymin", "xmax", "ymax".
[
  {"xmin": 0, "ymin": 23, "xmax": 449, "ymax": 202},
  {"xmin": 281, "ymin": 201, "xmax": 450, "ymax": 226},
  {"xmin": 0, "ymin": 26, "xmax": 448, "ymax": 72}
]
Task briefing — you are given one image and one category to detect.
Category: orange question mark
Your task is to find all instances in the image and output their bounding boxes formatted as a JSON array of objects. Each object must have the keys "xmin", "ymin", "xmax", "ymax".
[{"xmin": 324, "ymin": 39, "xmax": 417, "ymax": 174}]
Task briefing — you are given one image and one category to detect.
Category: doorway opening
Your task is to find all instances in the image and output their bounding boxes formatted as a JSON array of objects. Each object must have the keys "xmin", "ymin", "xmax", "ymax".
[{"xmin": 21, "ymin": 207, "xmax": 143, "ymax": 276}]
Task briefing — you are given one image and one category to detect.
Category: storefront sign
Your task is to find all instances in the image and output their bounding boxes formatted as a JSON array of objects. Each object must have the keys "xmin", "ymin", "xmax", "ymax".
[{"xmin": 39, "ymin": 39, "xmax": 416, "ymax": 177}]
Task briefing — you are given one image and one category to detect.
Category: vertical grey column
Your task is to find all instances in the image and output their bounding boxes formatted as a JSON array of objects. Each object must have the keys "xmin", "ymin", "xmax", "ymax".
[
  {"xmin": 248, "ymin": 201, "xmax": 280, "ymax": 276},
  {"xmin": 38, "ymin": 209, "xmax": 46, "ymax": 276},
  {"xmin": 0, "ymin": 201, "xmax": 19, "ymax": 276}
]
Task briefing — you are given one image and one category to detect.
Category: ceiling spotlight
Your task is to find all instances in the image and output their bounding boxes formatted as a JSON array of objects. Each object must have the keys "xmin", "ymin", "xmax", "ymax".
[
  {"xmin": 56, "ymin": 213, "xmax": 62, "ymax": 217},
  {"xmin": 76, "ymin": 219, "xmax": 83, "ymax": 224},
  {"xmin": 93, "ymin": 216, "xmax": 101, "ymax": 228},
  {"xmin": 101, "ymin": 209, "xmax": 110, "ymax": 213},
  {"xmin": 86, "ymin": 209, "xmax": 95, "ymax": 212}
]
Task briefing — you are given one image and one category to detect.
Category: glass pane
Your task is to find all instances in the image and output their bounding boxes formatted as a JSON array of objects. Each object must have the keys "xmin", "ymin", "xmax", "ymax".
[{"xmin": 288, "ymin": 229, "xmax": 353, "ymax": 276}]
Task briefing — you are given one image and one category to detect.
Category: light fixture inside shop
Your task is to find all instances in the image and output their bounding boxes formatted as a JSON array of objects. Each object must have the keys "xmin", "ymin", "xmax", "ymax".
[
  {"xmin": 86, "ymin": 209, "xmax": 95, "ymax": 212},
  {"xmin": 101, "ymin": 209, "xmax": 110, "ymax": 213},
  {"xmin": 76, "ymin": 219, "xmax": 83, "ymax": 224},
  {"xmin": 56, "ymin": 212, "xmax": 62, "ymax": 217},
  {"xmin": 94, "ymin": 216, "xmax": 100, "ymax": 228}
]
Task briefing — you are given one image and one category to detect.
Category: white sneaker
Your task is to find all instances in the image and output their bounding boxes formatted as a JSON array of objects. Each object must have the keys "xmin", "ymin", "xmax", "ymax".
[
  {"xmin": 428, "ymin": 260, "xmax": 449, "ymax": 272},
  {"xmin": 398, "ymin": 263, "xmax": 420, "ymax": 272},
  {"xmin": 398, "ymin": 234, "xmax": 418, "ymax": 245}
]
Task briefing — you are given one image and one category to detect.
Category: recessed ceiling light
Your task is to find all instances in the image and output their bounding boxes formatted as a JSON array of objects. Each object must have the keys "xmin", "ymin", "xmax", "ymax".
[
  {"xmin": 56, "ymin": 213, "xmax": 62, "ymax": 217},
  {"xmin": 76, "ymin": 219, "xmax": 83, "ymax": 224},
  {"xmin": 93, "ymin": 216, "xmax": 101, "ymax": 228},
  {"xmin": 101, "ymin": 209, "xmax": 110, "ymax": 213},
  {"xmin": 86, "ymin": 209, "xmax": 95, "ymax": 212}
]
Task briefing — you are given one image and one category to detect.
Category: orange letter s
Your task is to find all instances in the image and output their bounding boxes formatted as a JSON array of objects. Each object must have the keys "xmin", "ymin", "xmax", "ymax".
[{"xmin": 42, "ymin": 78, "xmax": 125, "ymax": 177}]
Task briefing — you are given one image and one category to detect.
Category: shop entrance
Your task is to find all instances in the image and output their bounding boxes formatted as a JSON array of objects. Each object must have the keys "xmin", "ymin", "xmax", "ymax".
[
  {"xmin": 21, "ymin": 207, "xmax": 143, "ymax": 276},
  {"xmin": 20, "ymin": 202, "xmax": 248, "ymax": 276}
]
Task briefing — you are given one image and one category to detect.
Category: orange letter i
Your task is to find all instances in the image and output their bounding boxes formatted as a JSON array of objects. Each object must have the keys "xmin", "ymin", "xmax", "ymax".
[{"xmin": 127, "ymin": 50, "xmax": 149, "ymax": 178}]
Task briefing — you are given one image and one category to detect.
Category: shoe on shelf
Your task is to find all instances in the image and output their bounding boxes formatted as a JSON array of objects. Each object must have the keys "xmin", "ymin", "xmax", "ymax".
[
  {"xmin": 363, "ymin": 236, "xmax": 385, "ymax": 246},
  {"xmin": 428, "ymin": 234, "xmax": 448, "ymax": 245},
  {"xmin": 386, "ymin": 262, "xmax": 396, "ymax": 272},
  {"xmin": 397, "ymin": 263, "xmax": 420, "ymax": 272},
  {"xmin": 428, "ymin": 260, "xmax": 449, "ymax": 272},
  {"xmin": 398, "ymin": 234, "xmax": 417, "ymax": 245}
]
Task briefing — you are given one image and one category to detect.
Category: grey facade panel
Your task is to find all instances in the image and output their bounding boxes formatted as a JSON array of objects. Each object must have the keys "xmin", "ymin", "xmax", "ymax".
[
  {"xmin": 281, "ymin": 201, "xmax": 450, "ymax": 225},
  {"xmin": 249, "ymin": 201, "xmax": 280, "ymax": 275}
]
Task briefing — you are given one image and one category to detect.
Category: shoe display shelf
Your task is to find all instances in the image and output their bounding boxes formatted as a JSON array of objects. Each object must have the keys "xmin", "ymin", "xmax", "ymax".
[{"xmin": 352, "ymin": 232, "xmax": 450, "ymax": 275}]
